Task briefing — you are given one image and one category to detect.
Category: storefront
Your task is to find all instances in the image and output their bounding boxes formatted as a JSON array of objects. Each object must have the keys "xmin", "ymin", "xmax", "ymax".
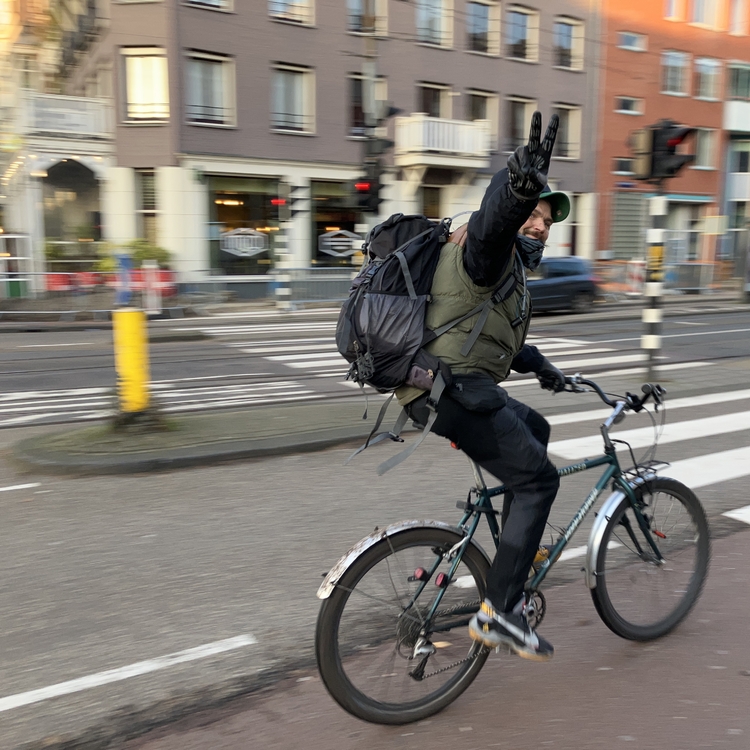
[{"xmin": 311, "ymin": 180, "xmax": 362, "ymax": 267}]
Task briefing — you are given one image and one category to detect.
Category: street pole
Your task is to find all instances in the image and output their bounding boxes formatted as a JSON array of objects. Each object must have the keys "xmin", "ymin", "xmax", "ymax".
[
  {"xmin": 274, "ymin": 217, "xmax": 293, "ymax": 312},
  {"xmin": 643, "ymin": 193, "xmax": 667, "ymax": 381},
  {"xmin": 112, "ymin": 308, "xmax": 151, "ymax": 416}
]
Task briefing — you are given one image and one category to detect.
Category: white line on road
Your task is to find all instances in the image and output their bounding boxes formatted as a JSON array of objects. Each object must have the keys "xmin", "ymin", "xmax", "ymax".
[
  {"xmin": 665, "ymin": 447, "xmax": 750, "ymax": 490},
  {"xmin": 722, "ymin": 504, "xmax": 750, "ymax": 525},
  {"xmin": 551, "ymin": 354, "xmax": 645, "ymax": 369},
  {"xmin": 595, "ymin": 326, "xmax": 750, "ymax": 345},
  {"xmin": 0, "ymin": 483, "xmax": 40, "ymax": 492},
  {"xmin": 0, "ymin": 634, "xmax": 257, "ymax": 714},
  {"xmin": 17, "ymin": 343, "xmax": 92, "ymax": 348},
  {"xmin": 550, "ymin": 410, "xmax": 750, "ymax": 460}
]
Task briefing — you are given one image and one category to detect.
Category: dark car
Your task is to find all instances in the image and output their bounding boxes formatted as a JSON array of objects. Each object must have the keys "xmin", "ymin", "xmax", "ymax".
[{"xmin": 526, "ymin": 256, "xmax": 598, "ymax": 314}]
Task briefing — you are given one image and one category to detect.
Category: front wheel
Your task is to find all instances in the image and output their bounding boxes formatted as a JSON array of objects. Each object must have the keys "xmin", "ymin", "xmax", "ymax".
[
  {"xmin": 591, "ymin": 477, "xmax": 710, "ymax": 641},
  {"xmin": 316, "ymin": 527, "xmax": 491, "ymax": 725}
]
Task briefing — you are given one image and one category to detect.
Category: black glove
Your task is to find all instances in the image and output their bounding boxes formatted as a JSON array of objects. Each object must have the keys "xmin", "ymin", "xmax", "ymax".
[
  {"xmin": 537, "ymin": 357, "xmax": 566, "ymax": 393},
  {"xmin": 507, "ymin": 111, "xmax": 559, "ymax": 201}
]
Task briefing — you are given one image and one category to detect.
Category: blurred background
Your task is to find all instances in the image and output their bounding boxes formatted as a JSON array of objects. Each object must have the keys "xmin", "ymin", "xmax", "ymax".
[{"xmin": 0, "ymin": 0, "xmax": 749, "ymax": 310}]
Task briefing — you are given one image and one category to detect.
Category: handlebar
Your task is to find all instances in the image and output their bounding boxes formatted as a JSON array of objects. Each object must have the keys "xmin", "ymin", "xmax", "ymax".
[{"xmin": 564, "ymin": 374, "xmax": 666, "ymax": 412}]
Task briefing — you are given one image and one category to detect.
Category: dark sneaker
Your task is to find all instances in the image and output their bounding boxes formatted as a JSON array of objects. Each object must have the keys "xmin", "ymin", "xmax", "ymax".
[{"xmin": 469, "ymin": 599, "xmax": 554, "ymax": 661}]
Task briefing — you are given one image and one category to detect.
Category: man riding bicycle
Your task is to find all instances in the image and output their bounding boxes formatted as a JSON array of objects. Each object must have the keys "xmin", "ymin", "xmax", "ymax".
[{"xmin": 396, "ymin": 112, "xmax": 569, "ymax": 661}]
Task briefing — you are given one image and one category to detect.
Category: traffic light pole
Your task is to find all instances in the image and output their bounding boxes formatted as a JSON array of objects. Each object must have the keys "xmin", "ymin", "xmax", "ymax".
[{"xmin": 643, "ymin": 192, "xmax": 667, "ymax": 381}]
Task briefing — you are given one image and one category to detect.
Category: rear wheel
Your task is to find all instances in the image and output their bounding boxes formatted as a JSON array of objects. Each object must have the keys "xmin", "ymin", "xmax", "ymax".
[
  {"xmin": 316, "ymin": 527, "xmax": 491, "ymax": 724},
  {"xmin": 591, "ymin": 478, "xmax": 709, "ymax": 640}
]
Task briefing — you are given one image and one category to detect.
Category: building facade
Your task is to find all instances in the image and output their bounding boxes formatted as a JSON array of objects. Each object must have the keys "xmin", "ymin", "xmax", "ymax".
[{"xmin": 56, "ymin": 0, "xmax": 601, "ymax": 283}]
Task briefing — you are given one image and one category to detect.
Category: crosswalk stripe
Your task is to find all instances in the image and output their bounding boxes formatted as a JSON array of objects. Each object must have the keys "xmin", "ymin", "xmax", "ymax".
[
  {"xmin": 722, "ymin": 504, "xmax": 750, "ymax": 525},
  {"xmin": 551, "ymin": 353, "xmax": 645, "ymax": 369},
  {"xmin": 666, "ymin": 447, "xmax": 750, "ymax": 490},
  {"xmin": 267, "ymin": 352, "xmax": 347, "ymax": 362},
  {"xmin": 550, "ymin": 410, "xmax": 750, "ymax": 460}
]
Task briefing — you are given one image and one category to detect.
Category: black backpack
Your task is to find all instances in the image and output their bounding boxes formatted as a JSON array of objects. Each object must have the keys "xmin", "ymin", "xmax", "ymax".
[{"xmin": 336, "ymin": 213, "xmax": 523, "ymax": 473}]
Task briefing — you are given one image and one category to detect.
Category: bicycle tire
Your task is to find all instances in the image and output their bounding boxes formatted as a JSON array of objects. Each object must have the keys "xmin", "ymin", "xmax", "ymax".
[
  {"xmin": 316, "ymin": 526, "xmax": 491, "ymax": 725},
  {"xmin": 591, "ymin": 477, "xmax": 710, "ymax": 641}
]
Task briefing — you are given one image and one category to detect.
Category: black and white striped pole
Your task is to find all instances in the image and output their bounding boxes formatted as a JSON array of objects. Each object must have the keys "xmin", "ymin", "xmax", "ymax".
[
  {"xmin": 643, "ymin": 194, "xmax": 667, "ymax": 380},
  {"xmin": 274, "ymin": 182, "xmax": 293, "ymax": 312}
]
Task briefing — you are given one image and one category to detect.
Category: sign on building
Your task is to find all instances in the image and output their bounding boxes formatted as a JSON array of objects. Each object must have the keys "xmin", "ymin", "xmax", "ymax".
[
  {"xmin": 220, "ymin": 228, "xmax": 269, "ymax": 258},
  {"xmin": 318, "ymin": 229, "xmax": 363, "ymax": 258}
]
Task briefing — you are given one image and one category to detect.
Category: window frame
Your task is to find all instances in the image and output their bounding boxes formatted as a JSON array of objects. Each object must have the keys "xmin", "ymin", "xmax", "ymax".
[
  {"xmin": 416, "ymin": 82, "xmax": 453, "ymax": 119},
  {"xmin": 184, "ymin": 51, "xmax": 236, "ymax": 128},
  {"xmin": 729, "ymin": 0, "xmax": 748, "ymax": 34},
  {"xmin": 416, "ymin": 0, "xmax": 454, "ymax": 48},
  {"xmin": 465, "ymin": 0, "xmax": 500, "ymax": 56},
  {"xmin": 728, "ymin": 63, "xmax": 750, "ymax": 100},
  {"xmin": 665, "ymin": 0, "xmax": 683, "ymax": 20},
  {"xmin": 184, "ymin": 0, "xmax": 234, "ymax": 11},
  {"xmin": 612, "ymin": 157, "xmax": 635, "ymax": 175},
  {"xmin": 347, "ymin": 73, "xmax": 387, "ymax": 137},
  {"xmin": 694, "ymin": 57, "xmax": 721, "ymax": 101},
  {"xmin": 689, "ymin": 0, "xmax": 718, "ymax": 28},
  {"xmin": 506, "ymin": 5, "xmax": 540, "ymax": 63},
  {"xmin": 614, "ymin": 96, "xmax": 644, "ymax": 115},
  {"xmin": 270, "ymin": 64, "xmax": 316, "ymax": 134},
  {"xmin": 268, "ymin": 0, "xmax": 315, "ymax": 26},
  {"xmin": 504, "ymin": 96, "xmax": 537, "ymax": 152},
  {"xmin": 553, "ymin": 16, "xmax": 584, "ymax": 71},
  {"xmin": 135, "ymin": 169, "xmax": 159, "ymax": 246},
  {"xmin": 661, "ymin": 50, "xmax": 691, "ymax": 96},
  {"xmin": 551, "ymin": 103, "xmax": 582, "ymax": 160},
  {"xmin": 346, "ymin": 0, "xmax": 388, "ymax": 35},
  {"xmin": 616, "ymin": 31, "xmax": 647, "ymax": 52},
  {"xmin": 120, "ymin": 47, "xmax": 170, "ymax": 123},
  {"xmin": 466, "ymin": 88, "xmax": 499, "ymax": 149},
  {"xmin": 692, "ymin": 128, "xmax": 717, "ymax": 170}
]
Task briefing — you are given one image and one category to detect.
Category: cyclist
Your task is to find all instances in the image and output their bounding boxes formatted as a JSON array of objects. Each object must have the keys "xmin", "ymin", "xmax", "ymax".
[{"xmin": 396, "ymin": 112, "xmax": 569, "ymax": 661}]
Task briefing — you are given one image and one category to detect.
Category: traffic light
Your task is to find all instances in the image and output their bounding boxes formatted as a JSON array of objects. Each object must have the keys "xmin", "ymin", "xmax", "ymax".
[
  {"xmin": 353, "ymin": 161, "xmax": 384, "ymax": 213},
  {"xmin": 651, "ymin": 121, "xmax": 695, "ymax": 180},
  {"xmin": 631, "ymin": 128, "xmax": 654, "ymax": 181},
  {"xmin": 273, "ymin": 183, "xmax": 309, "ymax": 222}
]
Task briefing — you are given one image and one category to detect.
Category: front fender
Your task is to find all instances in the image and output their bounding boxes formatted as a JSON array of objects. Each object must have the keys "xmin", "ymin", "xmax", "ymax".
[
  {"xmin": 584, "ymin": 474, "xmax": 655, "ymax": 589},
  {"xmin": 317, "ymin": 519, "xmax": 490, "ymax": 599}
]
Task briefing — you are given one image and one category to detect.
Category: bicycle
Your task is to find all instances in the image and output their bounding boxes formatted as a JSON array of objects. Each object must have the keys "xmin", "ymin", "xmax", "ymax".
[{"xmin": 314, "ymin": 375, "xmax": 710, "ymax": 725}]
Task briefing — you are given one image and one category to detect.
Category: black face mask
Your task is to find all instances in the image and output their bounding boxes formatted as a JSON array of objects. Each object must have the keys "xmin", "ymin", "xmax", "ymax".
[{"xmin": 515, "ymin": 234, "xmax": 545, "ymax": 271}]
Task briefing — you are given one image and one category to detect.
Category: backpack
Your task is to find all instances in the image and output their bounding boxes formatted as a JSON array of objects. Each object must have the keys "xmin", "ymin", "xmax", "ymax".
[{"xmin": 336, "ymin": 212, "xmax": 524, "ymax": 474}]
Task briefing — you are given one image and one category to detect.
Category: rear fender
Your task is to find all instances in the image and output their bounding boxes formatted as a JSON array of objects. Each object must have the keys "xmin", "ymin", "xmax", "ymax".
[{"xmin": 317, "ymin": 519, "xmax": 491, "ymax": 599}]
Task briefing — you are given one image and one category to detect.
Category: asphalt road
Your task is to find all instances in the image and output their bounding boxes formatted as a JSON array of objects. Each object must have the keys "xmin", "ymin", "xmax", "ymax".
[
  {"xmin": 1, "ymin": 347, "xmax": 750, "ymax": 748},
  {"xmin": 0, "ymin": 302, "xmax": 749, "ymax": 427}
]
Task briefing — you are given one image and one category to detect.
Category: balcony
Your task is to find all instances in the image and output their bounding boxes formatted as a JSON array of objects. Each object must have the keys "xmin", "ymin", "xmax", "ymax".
[
  {"xmin": 394, "ymin": 114, "xmax": 491, "ymax": 170},
  {"xmin": 727, "ymin": 172, "xmax": 750, "ymax": 201},
  {"xmin": 724, "ymin": 100, "xmax": 750, "ymax": 133},
  {"xmin": 20, "ymin": 93, "xmax": 113, "ymax": 141}
]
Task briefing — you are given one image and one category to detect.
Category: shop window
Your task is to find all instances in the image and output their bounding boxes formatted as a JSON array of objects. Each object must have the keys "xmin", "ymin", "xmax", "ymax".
[{"xmin": 311, "ymin": 181, "xmax": 361, "ymax": 267}]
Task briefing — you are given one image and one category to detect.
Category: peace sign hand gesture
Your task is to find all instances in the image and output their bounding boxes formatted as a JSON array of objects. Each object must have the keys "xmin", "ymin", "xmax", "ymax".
[{"xmin": 507, "ymin": 111, "xmax": 559, "ymax": 201}]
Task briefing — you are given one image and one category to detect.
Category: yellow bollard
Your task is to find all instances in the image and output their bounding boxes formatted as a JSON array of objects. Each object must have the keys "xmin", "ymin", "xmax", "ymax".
[{"xmin": 112, "ymin": 308, "xmax": 150, "ymax": 413}]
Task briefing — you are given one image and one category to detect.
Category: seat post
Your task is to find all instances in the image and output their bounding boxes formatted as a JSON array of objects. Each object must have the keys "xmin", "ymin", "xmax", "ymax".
[{"xmin": 468, "ymin": 458, "xmax": 487, "ymax": 491}]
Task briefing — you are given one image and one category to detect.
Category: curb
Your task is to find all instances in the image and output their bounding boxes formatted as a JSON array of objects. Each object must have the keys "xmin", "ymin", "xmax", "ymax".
[{"xmin": 12, "ymin": 425, "xmax": 377, "ymax": 476}]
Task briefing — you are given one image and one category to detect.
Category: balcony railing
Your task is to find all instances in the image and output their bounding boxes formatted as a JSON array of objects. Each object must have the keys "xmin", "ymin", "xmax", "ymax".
[
  {"xmin": 395, "ymin": 114, "xmax": 491, "ymax": 161},
  {"xmin": 21, "ymin": 93, "xmax": 112, "ymax": 139}
]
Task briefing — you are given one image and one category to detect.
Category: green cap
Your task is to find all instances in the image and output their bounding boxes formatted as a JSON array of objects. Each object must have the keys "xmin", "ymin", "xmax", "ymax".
[{"xmin": 538, "ymin": 189, "xmax": 570, "ymax": 223}]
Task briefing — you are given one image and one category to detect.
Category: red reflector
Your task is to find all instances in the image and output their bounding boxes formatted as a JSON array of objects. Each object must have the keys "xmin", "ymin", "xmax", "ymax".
[
  {"xmin": 413, "ymin": 567, "xmax": 428, "ymax": 581},
  {"xmin": 653, "ymin": 530, "xmax": 666, "ymax": 539},
  {"xmin": 435, "ymin": 572, "xmax": 449, "ymax": 588},
  {"xmin": 450, "ymin": 441, "xmax": 459, "ymax": 450},
  {"xmin": 271, "ymin": 198, "xmax": 286, "ymax": 206},
  {"xmin": 354, "ymin": 181, "xmax": 372, "ymax": 192}
]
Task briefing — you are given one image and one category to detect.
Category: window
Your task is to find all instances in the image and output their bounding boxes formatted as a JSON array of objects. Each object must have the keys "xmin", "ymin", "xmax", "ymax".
[
  {"xmin": 271, "ymin": 65, "xmax": 314, "ymax": 132},
  {"xmin": 421, "ymin": 186, "xmax": 441, "ymax": 220},
  {"xmin": 466, "ymin": 1, "xmax": 499, "ymax": 54},
  {"xmin": 691, "ymin": 0, "xmax": 717, "ymax": 25},
  {"xmin": 417, "ymin": 83, "xmax": 451, "ymax": 118},
  {"xmin": 551, "ymin": 104, "xmax": 581, "ymax": 159},
  {"xmin": 553, "ymin": 18, "xmax": 584, "ymax": 70},
  {"xmin": 612, "ymin": 157, "xmax": 635, "ymax": 174},
  {"xmin": 121, "ymin": 48, "xmax": 169, "ymax": 121},
  {"xmin": 662, "ymin": 50, "xmax": 690, "ymax": 95},
  {"xmin": 416, "ymin": 0, "xmax": 450, "ymax": 46},
  {"xmin": 466, "ymin": 89, "xmax": 498, "ymax": 147},
  {"xmin": 186, "ymin": 53, "xmax": 235, "ymax": 125},
  {"xmin": 615, "ymin": 96, "xmax": 644, "ymax": 114},
  {"xmin": 348, "ymin": 74, "xmax": 387, "ymax": 136},
  {"xmin": 665, "ymin": 0, "xmax": 682, "ymax": 19},
  {"xmin": 347, "ymin": 0, "xmax": 387, "ymax": 34},
  {"xmin": 730, "ymin": 0, "xmax": 747, "ymax": 34},
  {"xmin": 16, "ymin": 53, "xmax": 37, "ymax": 89},
  {"xmin": 268, "ymin": 0, "xmax": 313, "ymax": 25},
  {"xmin": 694, "ymin": 58, "xmax": 720, "ymax": 99},
  {"xmin": 617, "ymin": 31, "xmax": 647, "ymax": 51},
  {"xmin": 693, "ymin": 128, "xmax": 716, "ymax": 168},
  {"xmin": 186, "ymin": 0, "xmax": 232, "ymax": 9},
  {"xmin": 136, "ymin": 170, "xmax": 158, "ymax": 246},
  {"xmin": 728, "ymin": 64, "xmax": 750, "ymax": 100},
  {"xmin": 733, "ymin": 149, "xmax": 750, "ymax": 172},
  {"xmin": 506, "ymin": 6, "xmax": 539, "ymax": 61},
  {"xmin": 505, "ymin": 96, "xmax": 536, "ymax": 151}
]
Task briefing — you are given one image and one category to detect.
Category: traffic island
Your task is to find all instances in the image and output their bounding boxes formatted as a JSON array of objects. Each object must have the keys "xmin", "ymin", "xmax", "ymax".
[{"xmin": 12, "ymin": 400, "xmax": 399, "ymax": 475}]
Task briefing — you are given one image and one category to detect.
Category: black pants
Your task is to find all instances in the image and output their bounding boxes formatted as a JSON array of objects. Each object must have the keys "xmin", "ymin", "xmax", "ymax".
[{"xmin": 408, "ymin": 392, "xmax": 559, "ymax": 613}]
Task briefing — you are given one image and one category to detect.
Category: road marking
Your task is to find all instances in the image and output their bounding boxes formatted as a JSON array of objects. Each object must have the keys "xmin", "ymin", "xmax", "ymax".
[
  {"xmin": 546, "ymin": 388, "xmax": 750, "ymax": 427},
  {"xmin": 550, "ymin": 410, "xmax": 750, "ymax": 460},
  {"xmin": 0, "ymin": 634, "xmax": 257, "ymax": 714},
  {"xmin": 722, "ymin": 504, "xmax": 750, "ymax": 525},
  {"xmin": 281, "ymin": 358, "xmax": 347, "ymax": 369},
  {"xmin": 552, "ymin": 354, "xmax": 645, "ymax": 369},
  {"xmin": 268, "ymin": 351, "xmax": 347, "ymax": 362},
  {"xmin": 665, "ymin": 447, "xmax": 750, "ymax": 490},
  {"xmin": 0, "ymin": 483, "xmax": 41, "ymax": 492},
  {"xmin": 673, "ymin": 321, "xmax": 706, "ymax": 326},
  {"xmin": 595, "ymin": 326, "xmax": 750, "ymax": 345},
  {"xmin": 18, "ymin": 343, "xmax": 92, "ymax": 348}
]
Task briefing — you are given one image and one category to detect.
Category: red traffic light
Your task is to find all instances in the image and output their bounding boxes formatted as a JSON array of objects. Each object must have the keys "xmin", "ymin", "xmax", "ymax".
[
  {"xmin": 271, "ymin": 198, "xmax": 286, "ymax": 206},
  {"xmin": 354, "ymin": 181, "xmax": 372, "ymax": 192}
]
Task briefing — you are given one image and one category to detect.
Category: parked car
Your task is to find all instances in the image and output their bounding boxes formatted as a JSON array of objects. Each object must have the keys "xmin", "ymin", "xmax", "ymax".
[{"xmin": 526, "ymin": 256, "xmax": 598, "ymax": 314}]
